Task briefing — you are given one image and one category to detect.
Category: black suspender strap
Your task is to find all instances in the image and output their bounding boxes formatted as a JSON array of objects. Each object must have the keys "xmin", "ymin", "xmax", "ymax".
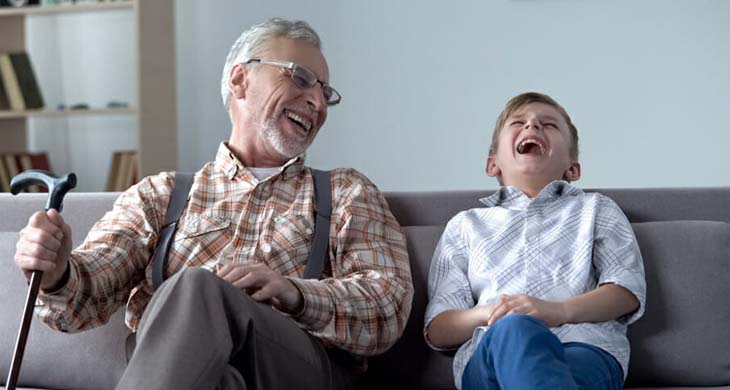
[
  {"xmin": 303, "ymin": 169, "xmax": 331, "ymax": 279},
  {"xmin": 151, "ymin": 172, "xmax": 194, "ymax": 291}
]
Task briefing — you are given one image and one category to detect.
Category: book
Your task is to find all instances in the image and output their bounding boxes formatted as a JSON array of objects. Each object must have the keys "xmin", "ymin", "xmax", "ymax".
[
  {"xmin": 9, "ymin": 52, "xmax": 44, "ymax": 109},
  {"xmin": 0, "ymin": 152, "xmax": 51, "ymax": 192},
  {"xmin": 107, "ymin": 150, "xmax": 139, "ymax": 191},
  {"xmin": 0, "ymin": 70, "xmax": 10, "ymax": 110},
  {"xmin": 114, "ymin": 151, "xmax": 132, "ymax": 192},
  {"xmin": 28, "ymin": 152, "xmax": 51, "ymax": 171},
  {"xmin": 127, "ymin": 152, "xmax": 139, "ymax": 187},
  {"xmin": 3, "ymin": 154, "xmax": 20, "ymax": 183},
  {"xmin": 106, "ymin": 151, "xmax": 122, "ymax": 191},
  {"xmin": 0, "ymin": 54, "xmax": 25, "ymax": 111},
  {"xmin": 0, "ymin": 157, "xmax": 10, "ymax": 192},
  {"xmin": 17, "ymin": 153, "xmax": 43, "ymax": 192}
]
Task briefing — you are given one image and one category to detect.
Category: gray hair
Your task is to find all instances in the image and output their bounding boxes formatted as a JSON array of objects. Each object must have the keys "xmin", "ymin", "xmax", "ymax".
[{"xmin": 220, "ymin": 18, "xmax": 322, "ymax": 113}]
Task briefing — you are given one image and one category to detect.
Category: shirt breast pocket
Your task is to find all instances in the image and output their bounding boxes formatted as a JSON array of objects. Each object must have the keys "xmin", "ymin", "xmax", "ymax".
[
  {"xmin": 265, "ymin": 213, "xmax": 314, "ymax": 271},
  {"xmin": 173, "ymin": 213, "xmax": 231, "ymax": 267}
]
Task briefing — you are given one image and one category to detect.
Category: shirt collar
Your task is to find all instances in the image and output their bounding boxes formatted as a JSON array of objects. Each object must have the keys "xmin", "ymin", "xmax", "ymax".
[
  {"xmin": 479, "ymin": 180, "xmax": 583, "ymax": 208},
  {"xmin": 214, "ymin": 142, "xmax": 305, "ymax": 183}
]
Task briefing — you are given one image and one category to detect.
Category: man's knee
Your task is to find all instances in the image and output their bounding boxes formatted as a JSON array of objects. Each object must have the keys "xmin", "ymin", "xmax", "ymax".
[{"xmin": 164, "ymin": 267, "xmax": 219, "ymax": 290}]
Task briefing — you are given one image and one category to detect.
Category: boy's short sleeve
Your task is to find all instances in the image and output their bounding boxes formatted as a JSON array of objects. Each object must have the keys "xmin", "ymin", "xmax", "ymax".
[
  {"xmin": 592, "ymin": 195, "xmax": 647, "ymax": 325},
  {"xmin": 424, "ymin": 212, "xmax": 474, "ymax": 350}
]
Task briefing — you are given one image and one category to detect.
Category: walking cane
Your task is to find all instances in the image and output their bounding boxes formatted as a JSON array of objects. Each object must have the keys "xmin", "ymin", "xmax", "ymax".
[{"xmin": 5, "ymin": 170, "xmax": 77, "ymax": 390}]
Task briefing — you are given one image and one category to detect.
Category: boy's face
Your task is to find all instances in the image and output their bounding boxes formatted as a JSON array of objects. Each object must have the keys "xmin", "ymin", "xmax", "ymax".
[{"xmin": 486, "ymin": 102, "xmax": 580, "ymax": 190}]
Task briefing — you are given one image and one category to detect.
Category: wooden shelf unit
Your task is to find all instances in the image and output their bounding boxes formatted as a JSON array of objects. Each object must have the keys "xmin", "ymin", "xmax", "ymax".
[{"xmin": 0, "ymin": 0, "xmax": 177, "ymax": 184}]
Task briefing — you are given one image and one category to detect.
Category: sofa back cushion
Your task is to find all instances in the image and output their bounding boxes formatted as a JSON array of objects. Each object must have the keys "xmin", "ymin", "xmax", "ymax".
[
  {"xmin": 0, "ymin": 232, "xmax": 130, "ymax": 389},
  {"xmin": 625, "ymin": 220, "xmax": 730, "ymax": 387}
]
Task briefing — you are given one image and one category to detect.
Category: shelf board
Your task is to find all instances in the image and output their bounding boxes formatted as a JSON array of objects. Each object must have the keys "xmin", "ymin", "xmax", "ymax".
[
  {"xmin": 0, "ymin": 107, "xmax": 136, "ymax": 119},
  {"xmin": 0, "ymin": 1, "xmax": 133, "ymax": 17}
]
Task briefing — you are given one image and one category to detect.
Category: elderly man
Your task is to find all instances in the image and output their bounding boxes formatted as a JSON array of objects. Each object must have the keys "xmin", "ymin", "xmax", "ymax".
[{"xmin": 14, "ymin": 18, "xmax": 413, "ymax": 389}]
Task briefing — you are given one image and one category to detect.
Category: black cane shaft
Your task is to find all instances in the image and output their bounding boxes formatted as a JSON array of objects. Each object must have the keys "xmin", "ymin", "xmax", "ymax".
[{"xmin": 6, "ymin": 271, "xmax": 43, "ymax": 390}]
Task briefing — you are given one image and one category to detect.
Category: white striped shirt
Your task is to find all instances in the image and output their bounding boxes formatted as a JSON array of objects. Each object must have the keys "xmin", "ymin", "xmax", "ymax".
[{"xmin": 424, "ymin": 181, "xmax": 646, "ymax": 388}]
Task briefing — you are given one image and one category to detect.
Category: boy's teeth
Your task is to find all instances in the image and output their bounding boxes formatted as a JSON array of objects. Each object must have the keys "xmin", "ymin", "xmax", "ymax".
[
  {"xmin": 517, "ymin": 139, "xmax": 545, "ymax": 154},
  {"xmin": 286, "ymin": 111, "xmax": 311, "ymax": 131}
]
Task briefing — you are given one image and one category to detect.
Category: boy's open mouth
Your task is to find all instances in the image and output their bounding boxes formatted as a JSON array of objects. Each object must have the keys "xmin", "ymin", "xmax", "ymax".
[{"xmin": 516, "ymin": 138, "xmax": 546, "ymax": 155}]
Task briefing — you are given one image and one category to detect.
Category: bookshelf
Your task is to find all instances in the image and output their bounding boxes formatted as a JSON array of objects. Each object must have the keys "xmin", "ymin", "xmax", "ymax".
[{"xmin": 0, "ymin": 0, "xmax": 177, "ymax": 190}]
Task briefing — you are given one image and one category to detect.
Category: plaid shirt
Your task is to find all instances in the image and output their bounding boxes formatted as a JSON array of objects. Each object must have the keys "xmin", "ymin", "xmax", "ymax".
[{"xmin": 37, "ymin": 143, "xmax": 413, "ymax": 356}]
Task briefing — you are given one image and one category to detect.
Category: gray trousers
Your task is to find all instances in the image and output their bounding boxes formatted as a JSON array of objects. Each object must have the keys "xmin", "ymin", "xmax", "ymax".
[{"xmin": 116, "ymin": 268, "xmax": 357, "ymax": 390}]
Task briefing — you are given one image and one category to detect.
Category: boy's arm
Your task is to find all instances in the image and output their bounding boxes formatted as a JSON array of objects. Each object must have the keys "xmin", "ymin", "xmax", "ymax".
[
  {"xmin": 427, "ymin": 305, "xmax": 494, "ymax": 349},
  {"xmin": 562, "ymin": 282, "xmax": 639, "ymax": 324},
  {"xmin": 487, "ymin": 283, "xmax": 639, "ymax": 327},
  {"xmin": 424, "ymin": 212, "xmax": 477, "ymax": 351}
]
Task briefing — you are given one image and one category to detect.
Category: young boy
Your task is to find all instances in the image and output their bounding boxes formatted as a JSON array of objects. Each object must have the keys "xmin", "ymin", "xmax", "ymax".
[{"xmin": 424, "ymin": 92, "xmax": 646, "ymax": 390}]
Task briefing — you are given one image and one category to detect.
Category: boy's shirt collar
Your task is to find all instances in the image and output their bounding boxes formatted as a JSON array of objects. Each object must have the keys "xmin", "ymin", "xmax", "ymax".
[{"xmin": 479, "ymin": 180, "xmax": 583, "ymax": 208}]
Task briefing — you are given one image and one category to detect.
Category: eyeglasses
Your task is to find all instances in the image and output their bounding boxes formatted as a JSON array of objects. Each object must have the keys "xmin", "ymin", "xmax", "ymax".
[{"xmin": 245, "ymin": 59, "xmax": 341, "ymax": 106}]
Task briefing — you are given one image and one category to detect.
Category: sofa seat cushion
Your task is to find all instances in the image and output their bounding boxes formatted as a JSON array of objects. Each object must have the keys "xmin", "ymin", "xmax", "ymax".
[
  {"xmin": 625, "ymin": 221, "xmax": 730, "ymax": 387},
  {"xmin": 0, "ymin": 232, "xmax": 130, "ymax": 390}
]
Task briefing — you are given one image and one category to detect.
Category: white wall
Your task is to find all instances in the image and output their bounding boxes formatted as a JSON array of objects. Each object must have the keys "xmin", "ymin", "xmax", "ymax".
[{"xmin": 176, "ymin": 0, "xmax": 730, "ymax": 191}]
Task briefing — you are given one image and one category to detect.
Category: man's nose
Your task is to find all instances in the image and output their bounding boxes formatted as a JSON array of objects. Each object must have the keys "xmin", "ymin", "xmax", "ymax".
[{"xmin": 305, "ymin": 86, "xmax": 327, "ymax": 112}]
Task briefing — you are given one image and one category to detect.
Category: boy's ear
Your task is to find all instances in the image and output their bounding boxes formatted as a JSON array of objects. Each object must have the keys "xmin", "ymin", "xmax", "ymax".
[
  {"xmin": 563, "ymin": 161, "xmax": 581, "ymax": 182},
  {"xmin": 486, "ymin": 155, "xmax": 501, "ymax": 178},
  {"xmin": 228, "ymin": 63, "xmax": 248, "ymax": 100}
]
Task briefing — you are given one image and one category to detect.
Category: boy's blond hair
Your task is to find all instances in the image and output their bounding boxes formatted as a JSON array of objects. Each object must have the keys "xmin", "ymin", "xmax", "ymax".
[{"xmin": 489, "ymin": 92, "xmax": 579, "ymax": 160}]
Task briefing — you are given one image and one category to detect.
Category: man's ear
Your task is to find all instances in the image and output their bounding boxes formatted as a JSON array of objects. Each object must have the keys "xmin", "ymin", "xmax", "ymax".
[
  {"xmin": 563, "ymin": 161, "xmax": 581, "ymax": 182},
  {"xmin": 228, "ymin": 63, "xmax": 248, "ymax": 100},
  {"xmin": 486, "ymin": 155, "xmax": 501, "ymax": 178}
]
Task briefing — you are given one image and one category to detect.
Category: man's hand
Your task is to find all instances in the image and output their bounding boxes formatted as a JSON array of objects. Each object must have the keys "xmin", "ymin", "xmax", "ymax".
[
  {"xmin": 216, "ymin": 262, "xmax": 303, "ymax": 314},
  {"xmin": 15, "ymin": 209, "xmax": 73, "ymax": 291},
  {"xmin": 487, "ymin": 294, "xmax": 568, "ymax": 328}
]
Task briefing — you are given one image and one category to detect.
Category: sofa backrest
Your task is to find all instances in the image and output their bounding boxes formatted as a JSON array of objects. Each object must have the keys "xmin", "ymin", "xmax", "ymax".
[
  {"xmin": 2, "ymin": 188, "xmax": 730, "ymax": 389},
  {"xmin": 361, "ymin": 188, "xmax": 730, "ymax": 389}
]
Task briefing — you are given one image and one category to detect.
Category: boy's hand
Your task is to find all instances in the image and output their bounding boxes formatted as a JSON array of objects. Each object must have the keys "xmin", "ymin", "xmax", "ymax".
[{"xmin": 487, "ymin": 294, "xmax": 567, "ymax": 327}]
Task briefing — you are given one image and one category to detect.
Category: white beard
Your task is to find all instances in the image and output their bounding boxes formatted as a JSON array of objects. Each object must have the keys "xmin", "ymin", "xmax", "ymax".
[{"xmin": 262, "ymin": 118, "xmax": 311, "ymax": 159}]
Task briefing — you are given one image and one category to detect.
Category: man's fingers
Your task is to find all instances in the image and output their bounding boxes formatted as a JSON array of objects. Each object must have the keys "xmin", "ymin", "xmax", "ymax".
[
  {"xmin": 19, "ymin": 227, "xmax": 63, "ymax": 253},
  {"xmin": 250, "ymin": 283, "xmax": 277, "ymax": 302},
  {"xmin": 232, "ymin": 270, "xmax": 269, "ymax": 290},
  {"xmin": 15, "ymin": 254, "xmax": 57, "ymax": 273},
  {"xmin": 217, "ymin": 264, "xmax": 247, "ymax": 282},
  {"xmin": 47, "ymin": 209, "xmax": 66, "ymax": 227},
  {"xmin": 28, "ymin": 211, "xmax": 62, "ymax": 233}
]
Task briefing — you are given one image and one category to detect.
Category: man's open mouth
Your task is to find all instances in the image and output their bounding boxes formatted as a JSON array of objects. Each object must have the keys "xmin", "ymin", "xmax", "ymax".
[
  {"xmin": 516, "ymin": 138, "xmax": 546, "ymax": 155},
  {"xmin": 285, "ymin": 110, "xmax": 312, "ymax": 133}
]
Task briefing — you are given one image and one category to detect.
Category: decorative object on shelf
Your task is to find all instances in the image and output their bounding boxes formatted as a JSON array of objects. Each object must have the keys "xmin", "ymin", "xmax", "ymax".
[
  {"xmin": 107, "ymin": 100, "xmax": 128, "ymax": 108},
  {"xmin": 0, "ymin": 0, "xmax": 40, "ymax": 7}
]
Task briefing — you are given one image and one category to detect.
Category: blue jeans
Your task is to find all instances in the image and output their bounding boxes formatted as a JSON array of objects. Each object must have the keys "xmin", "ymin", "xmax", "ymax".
[{"xmin": 461, "ymin": 314, "xmax": 623, "ymax": 390}]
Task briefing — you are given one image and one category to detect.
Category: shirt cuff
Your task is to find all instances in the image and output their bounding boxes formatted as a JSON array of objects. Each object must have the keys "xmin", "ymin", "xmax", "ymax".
[
  {"xmin": 38, "ymin": 261, "xmax": 79, "ymax": 307},
  {"xmin": 286, "ymin": 277, "xmax": 333, "ymax": 331}
]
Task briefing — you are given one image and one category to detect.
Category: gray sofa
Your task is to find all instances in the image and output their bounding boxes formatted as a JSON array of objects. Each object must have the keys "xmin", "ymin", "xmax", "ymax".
[{"xmin": 1, "ymin": 188, "xmax": 729, "ymax": 390}]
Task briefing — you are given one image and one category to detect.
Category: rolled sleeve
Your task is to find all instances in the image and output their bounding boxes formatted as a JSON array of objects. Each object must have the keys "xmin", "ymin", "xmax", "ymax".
[
  {"xmin": 424, "ymin": 212, "xmax": 474, "ymax": 350},
  {"xmin": 593, "ymin": 196, "xmax": 647, "ymax": 325}
]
